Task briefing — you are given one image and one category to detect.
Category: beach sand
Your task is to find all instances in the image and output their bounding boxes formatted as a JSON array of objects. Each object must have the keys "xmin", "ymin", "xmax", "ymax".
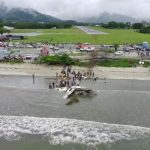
[{"xmin": 0, "ymin": 63, "xmax": 149, "ymax": 80}]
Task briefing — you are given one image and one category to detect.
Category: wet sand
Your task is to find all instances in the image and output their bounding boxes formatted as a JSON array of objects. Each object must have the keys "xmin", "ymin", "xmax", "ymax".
[{"xmin": 0, "ymin": 63, "xmax": 149, "ymax": 80}]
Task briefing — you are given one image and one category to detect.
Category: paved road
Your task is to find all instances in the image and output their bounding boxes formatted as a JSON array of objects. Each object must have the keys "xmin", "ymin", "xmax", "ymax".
[{"xmin": 76, "ymin": 26, "xmax": 107, "ymax": 35}]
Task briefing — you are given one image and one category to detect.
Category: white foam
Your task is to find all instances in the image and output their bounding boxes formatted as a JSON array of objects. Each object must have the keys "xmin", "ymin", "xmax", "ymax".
[{"xmin": 0, "ymin": 116, "xmax": 150, "ymax": 146}]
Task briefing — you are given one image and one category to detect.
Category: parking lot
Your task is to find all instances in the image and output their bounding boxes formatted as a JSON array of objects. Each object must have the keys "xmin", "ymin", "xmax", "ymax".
[{"xmin": 0, "ymin": 41, "xmax": 150, "ymax": 62}]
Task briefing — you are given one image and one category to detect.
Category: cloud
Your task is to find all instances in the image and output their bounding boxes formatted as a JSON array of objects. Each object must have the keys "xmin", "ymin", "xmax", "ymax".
[{"xmin": 1, "ymin": 0, "xmax": 150, "ymax": 19}]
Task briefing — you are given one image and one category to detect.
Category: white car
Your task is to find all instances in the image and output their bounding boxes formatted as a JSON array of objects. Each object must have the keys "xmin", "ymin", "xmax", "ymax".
[
  {"xmin": 26, "ymin": 44, "xmax": 33, "ymax": 48},
  {"xmin": 80, "ymin": 46, "xmax": 95, "ymax": 52},
  {"xmin": 24, "ymin": 54, "xmax": 32, "ymax": 60},
  {"xmin": 85, "ymin": 46, "xmax": 95, "ymax": 51},
  {"xmin": 114, "ymin": 51, "xmax": 124, "ymax": 55},
  {"xmin": 53, "ymin": 47, "xmax": 59, "ymax": 50}
]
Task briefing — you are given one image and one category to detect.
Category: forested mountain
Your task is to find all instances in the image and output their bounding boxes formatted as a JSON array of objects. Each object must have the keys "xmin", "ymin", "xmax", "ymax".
[
  {"xmin": 77, "ymin": 12, "xmax": 138, "ymax": 23},
  {"xmin": 0, "ymin": 7, "xmax": 62, "ymax": 23}
]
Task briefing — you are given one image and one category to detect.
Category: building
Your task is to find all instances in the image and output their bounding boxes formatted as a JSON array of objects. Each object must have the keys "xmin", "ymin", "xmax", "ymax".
[
  {"xmin": 3, "ymin": 26, "xmax": 14, "ymax": 30},
  {"xmin": 5, "ymin": 35, "xmax": 24, "ymax": 40}
]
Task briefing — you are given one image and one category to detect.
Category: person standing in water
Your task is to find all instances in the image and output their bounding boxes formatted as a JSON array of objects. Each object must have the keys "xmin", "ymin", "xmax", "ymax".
[
  {"xmin": 32, "ymin": 74, "xmax": 35, "ymax": 84},
  {"xmin": 52, "ymin": 82, "xmax": 55, "ymax": 88}
]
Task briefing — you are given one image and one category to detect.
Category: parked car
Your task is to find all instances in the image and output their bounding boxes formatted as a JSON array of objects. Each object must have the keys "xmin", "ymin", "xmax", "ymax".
[
  {"xmin": 26, "ymin": 44, "xmax": 33, "ymax": 48},
  {"xmin": 24, "ymin": 54, "xmax": 32, "ymax": 60},
  {"xmin": 114, "ymin": 51, "xmax": 124, "ymax": 55},
  {"xmin": 53, "ymin": 47, "xmax": 59, "ymax": 50}
]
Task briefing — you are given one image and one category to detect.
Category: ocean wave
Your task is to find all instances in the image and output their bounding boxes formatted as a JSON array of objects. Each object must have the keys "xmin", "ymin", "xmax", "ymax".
[{"xmin": 0, "ymin": 116, "xmax": 150, "ymax": 146}]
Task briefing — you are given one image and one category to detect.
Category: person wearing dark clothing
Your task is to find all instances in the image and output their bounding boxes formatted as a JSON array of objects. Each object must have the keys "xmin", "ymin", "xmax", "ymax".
[
  {"xmin": 32, "ymin": 74, "xmax": 35, "ymax": 84},
  {"xmin": 92, "ymin": 72, "xmax": 95, "ymax": 77},
  {"xmin": 52, "ymin": 82, "xmax": 55, "ymax": 88},
  {"xmin": 90, "ymin": 71, "xmax": 92, "ymax": 76},
  {"xmin": 49, "ymin": 83, "xmax": 52, "ymax": 89},
  {"xmin": 84, "ymin": 72, "xmax": 86, "ymax": 77}
]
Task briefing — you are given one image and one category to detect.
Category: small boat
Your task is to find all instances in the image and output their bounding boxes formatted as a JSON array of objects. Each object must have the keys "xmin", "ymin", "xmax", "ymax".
[{"xmin": 64, "ymin": 85, "xmax": 95, "ymax": 99}]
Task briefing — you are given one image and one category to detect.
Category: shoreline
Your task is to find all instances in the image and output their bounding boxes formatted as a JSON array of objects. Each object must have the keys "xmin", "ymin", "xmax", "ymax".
[{"xmin": 0, "ymin": 63, "xmax": 149, "ymax": 80}]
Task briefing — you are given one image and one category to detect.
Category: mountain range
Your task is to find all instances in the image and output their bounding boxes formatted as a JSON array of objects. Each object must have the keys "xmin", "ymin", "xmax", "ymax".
[
  {"xmin": 77, "ymin": 12, "xmax": 139, "ymax": 23},
  {"xmin": 0, "ymin": 8, "xmax": 62, "ymax": 23},
  {"xmin": 0, "ymin": 5, "xmax": 139, "ymax": 24}
]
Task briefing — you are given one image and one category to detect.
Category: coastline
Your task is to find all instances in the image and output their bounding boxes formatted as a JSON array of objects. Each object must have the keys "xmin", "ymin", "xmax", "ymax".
[{"xmin": 0, "ymin": 63, "xmax": 149, "ymax": 80}]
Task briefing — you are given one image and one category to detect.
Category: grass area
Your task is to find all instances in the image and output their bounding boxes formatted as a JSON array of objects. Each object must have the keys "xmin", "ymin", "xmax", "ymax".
[
  {"xmin": 12, "ymin": 27, "xmax": 82, "ymax": 34},
  {"xmin": 97, "ymin": 59, "xmax": 139, "ymax": 67},
  {"xmin": 38, "ymin": 54, "xmax": 142, "ymax": 68},
  {"xmin": 39, "ymin": 54, "xmax": 74, "ymax": 65},
  {"xmin": 143, "ymin": 61, "xmax": 150, "ymax": 67},
  {"xmin": 91, "ymin": 26, "xmax": 150, "ymax": 44},
  {"xmin": 11, "ymin": 26, "xmax": 150, "ymax": 44}
]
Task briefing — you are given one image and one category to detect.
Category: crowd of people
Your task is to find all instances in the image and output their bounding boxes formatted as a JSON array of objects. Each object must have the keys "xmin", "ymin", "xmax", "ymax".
[
  {"xmin": 1, "ymin": 54, "xmax": 24, "ymax": 61},
  {"xmin": 49, "ymin": 65, "xmax": 95, "ymax": 89}
]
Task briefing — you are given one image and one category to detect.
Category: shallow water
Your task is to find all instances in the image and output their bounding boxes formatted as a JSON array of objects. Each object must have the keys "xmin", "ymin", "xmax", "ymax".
[{"xmin": 0, "ymin": 75, "xmax": 150, "ymax": 149}]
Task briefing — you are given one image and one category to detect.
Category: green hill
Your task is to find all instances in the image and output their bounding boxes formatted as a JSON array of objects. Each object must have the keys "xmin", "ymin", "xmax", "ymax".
[{"xmin": 1, "ymin": 8, "xmax": 62, "ymax": 23}]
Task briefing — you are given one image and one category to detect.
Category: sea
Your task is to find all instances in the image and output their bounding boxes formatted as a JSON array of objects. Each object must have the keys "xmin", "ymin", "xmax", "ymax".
[{"xmin": 0, "ymin": 75, "xmax": 150, "ymax": 150}]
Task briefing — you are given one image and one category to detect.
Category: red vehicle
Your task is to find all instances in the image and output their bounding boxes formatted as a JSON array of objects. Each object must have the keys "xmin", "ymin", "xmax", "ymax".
[{"xmin": 76, "ymin": 43, "xmax": 95, "ymax": 51}]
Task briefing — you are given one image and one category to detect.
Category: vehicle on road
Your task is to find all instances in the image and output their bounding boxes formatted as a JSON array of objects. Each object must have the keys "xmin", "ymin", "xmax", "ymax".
[
  {"xmin": 114, "ymin": 51, "xmax": 124, "ymax": 55},
  {"xmin": 24, "ymin": 54, "xmax": 33, "ymax": 60}
]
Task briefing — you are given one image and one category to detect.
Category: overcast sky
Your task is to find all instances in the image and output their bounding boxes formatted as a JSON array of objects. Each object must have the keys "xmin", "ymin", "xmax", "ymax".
[{"xmin": 2, "ymin": 0, "xmax": 150, "ymax": 20}]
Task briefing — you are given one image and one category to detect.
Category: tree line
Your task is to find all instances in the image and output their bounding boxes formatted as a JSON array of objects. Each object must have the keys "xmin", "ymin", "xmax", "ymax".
[
  {"xmin": 101, "ymin": 21, "xmax": 131, "ymax": 29},
  {"xmin": 101, "ymin": 21, "xmax": 150, "ymax": 33},
  {"xmin": 0, "ymin": 19, "xmax": 88, "ymax": 30},
  {"xmin": 0, "ymin": 19, "xmax": 10, "ymax": 35},
  {"xmin": 7, "ymin": 22, "xmax": 72, "ymax": 29},
  {"xmin": 0, "ymin": 20, "xmax": 73, "ymax": 34}
]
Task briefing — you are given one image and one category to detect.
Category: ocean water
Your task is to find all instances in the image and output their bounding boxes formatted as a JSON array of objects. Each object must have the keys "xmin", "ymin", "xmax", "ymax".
[{"xmin": 0, "ymin": 75, "xmax": 150, "ymax": 150}]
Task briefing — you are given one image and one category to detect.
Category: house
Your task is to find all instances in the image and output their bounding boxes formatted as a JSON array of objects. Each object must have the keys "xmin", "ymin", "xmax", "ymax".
[{"xmin": 3, "ymin": 26, "xmax": 14, "ymax": 30}]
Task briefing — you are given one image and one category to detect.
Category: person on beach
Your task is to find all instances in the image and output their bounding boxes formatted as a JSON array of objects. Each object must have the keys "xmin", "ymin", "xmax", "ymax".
[
  {"xmin": 52, "ymin": 82, "xmax": 55, "ymax": 88},
  {"xmin": 32, "ymin": 74, "xmax": 35, "ymax": 84},
  {"xmin": 90, "ymin": 71, "xmax": 92, "ymax": 76},
  {"xmin": 49, "ymin": 83, "xmax": 52, "ymax": 89},
  {"xmin": 92, "ymin": 72, "xmax": 95, "ymax": 77}
]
